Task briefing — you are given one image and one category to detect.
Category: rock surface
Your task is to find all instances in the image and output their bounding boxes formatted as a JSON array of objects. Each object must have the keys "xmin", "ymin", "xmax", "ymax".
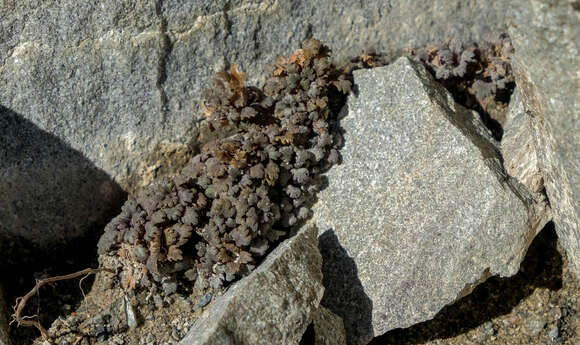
[
  {"xmin": 0, "ymin": 107, "xmax": 126, "ymax": 253},
  {"xmin": 312, "ymin": 58, "xmax": 549, "ymax": 344},
  {"xmin": 312, "ymin": 306, "xmax": 347, "ymax": 345},
  {"xmin": 501, "ymin": 88, "xmax": 544, "ymax": 195},
  {"xmin": 508, "ymin": 0, "xmax": 580, "ymax": 278},
  {"xmin": 178, "ymin": 225, "xmax": 324, "ymax": 345},
  {"xmin": 0, "ymin": 0, "xmax": 510, "ymax": 248}
]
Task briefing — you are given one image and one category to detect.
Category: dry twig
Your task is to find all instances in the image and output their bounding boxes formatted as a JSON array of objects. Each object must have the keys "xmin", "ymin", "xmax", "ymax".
[{"xmin": 11, "ymin": 267, "xmax": 113, "ymax": 341}]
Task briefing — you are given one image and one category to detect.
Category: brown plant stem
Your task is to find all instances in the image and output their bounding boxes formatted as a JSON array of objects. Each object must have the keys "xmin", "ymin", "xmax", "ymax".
[{"xmin": 11, "ymin": 267, "xmax": 113, "ymax": 341}]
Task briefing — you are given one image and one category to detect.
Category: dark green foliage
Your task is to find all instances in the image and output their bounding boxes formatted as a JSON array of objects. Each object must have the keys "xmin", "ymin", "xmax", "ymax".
[{"xmin": 97, "ymin": 39, "xmax": 349, "ymax": 294}]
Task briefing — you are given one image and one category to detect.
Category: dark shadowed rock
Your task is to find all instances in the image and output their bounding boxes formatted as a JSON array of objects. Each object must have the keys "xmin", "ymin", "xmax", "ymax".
[
  {"xmin": 311, "ymin": 57, "xmax": 549, "ymax": 344},
  {"xmin": 179, "ymin": 225, "xmax": 323, "ymax": 345},
  {"xmin": 0, "ymin": 106, "xmax": 125, "ymax": 254},
  {"xmin": 312, "ymin": 306, "xmax": 347, "ymax": 345},
  {"xmin": 508, "ymin": 0, "xmax": 580, "ymax": 279}
]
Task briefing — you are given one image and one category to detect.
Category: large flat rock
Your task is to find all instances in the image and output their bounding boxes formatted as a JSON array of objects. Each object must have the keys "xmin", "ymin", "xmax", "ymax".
[
  {"xmin": 312, "ymin": 58, "xmax": 548, "ymax": 344},
  {"xmin": 179, "ymin": 225, "xmax": 324, "ymax": 345},
  {"xmin": 508, "ymin": 0, "xmax": 580, "ymax": 278},
  {"xmin": 0, "ymin": 0, "xmax": 509, "ymax": 249}
]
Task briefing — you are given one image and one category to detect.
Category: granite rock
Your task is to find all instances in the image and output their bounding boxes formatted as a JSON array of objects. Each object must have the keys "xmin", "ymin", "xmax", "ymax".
[
  {"xmin": 312, "ymin": 306, "xmax": 347, "ymax": 345},
  {"xmin": 178, "ymin": 225, "xmax": 324, "ymax": 345},
  {"xmin": 0, "ymin": 0, "xmax": 512, "ymax": 190},
  {"xmin": 502, "ymin": 88, "xmax": 544, "ymax": 195},
  {"xmin": 508, "ymin": 0, "xmax": 580, "ymax": 278},
  {"xmin": 312, "ymin": 58, "xmax": 549, "ymax": 344},
  {"xmin": 0, "ymin": 107, "xmax": 125, "ymax": 254},
  {"xmin": 0, "ymin": 0, "xmax": 510, "ymax": 248}
]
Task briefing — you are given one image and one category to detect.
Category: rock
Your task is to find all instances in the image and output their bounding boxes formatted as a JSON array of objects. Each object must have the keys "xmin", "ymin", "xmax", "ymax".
[
  {"xmin": 0, "ymin": 107, "xmax": 125, "ymax": 259},
  {"xmin": 508, "ymin": 0, "xmax": 580, "ymax": 278},
  {"xmin": 312, "ymin": 57, "xmax": 548, "ymax": 344},
  {"xmin": 502, "ymin": 88, "xmax": 544, "ymax": 194},
  {"xmin": 501, "ymin": 87, "xmax": 552, "ymax": 231},
  {"xmin": 179, "ymin": 225, "xmax": 324, "ymax": 345},
  {"xmin": 0, "ymin": 0, "xmax": 511, "ymax": 265},
  {"xmin": 312, "ymin": 306, "xmax": 347, "ymax": 345},
  {"xmin": 0, "ymin": 0, "xmax": 510, "ymax": 196},
  {"xmin": 0, "ymin": 283, "xmax": 10, "ymax": 345},
  {"xmin": 522, "ymin": 314, "xmax": 547, "ymax": 337}
]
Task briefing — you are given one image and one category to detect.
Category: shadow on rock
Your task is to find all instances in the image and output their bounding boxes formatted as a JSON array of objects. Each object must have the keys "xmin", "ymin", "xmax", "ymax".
[
  {"xmin": 318, "ymin": 230, "xmax": 374, "ymax": 345},
  {"xmin": 370, "ymin": 222, "xmax": 562, "ymax": 345},
  {"xmin": 0, "ymin": 105, "xmax": 126, "ymax": 343}
]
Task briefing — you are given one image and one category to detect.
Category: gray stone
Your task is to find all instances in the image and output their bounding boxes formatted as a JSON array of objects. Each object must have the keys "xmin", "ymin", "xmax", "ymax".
[
  {"xmin": 0, "ymin": 108, "xmax": 125, "ymax": 257},
  {"xmin": 0, "ymin": 0, "xmax": 509, "ymax": 249},
  {"xmin": 312, "ymin": 306, "xmax": 347, "ymax": 345},
  {"xmin": 0, "ymin": 283, "xmax": 10, "ymax": 345},
  {"xmin": 508, "ymin": 0, "xmax": 580, "ymax": 278},
  {"xmin": 522, "ymin": 314, "xmax": 547, "ymax": 337},
  {"xmin": 312, "ymin": 58, "xmax": 548, "ymax": 344},
  {"xmin": 502, "ymin": 88, "xmax": 544, "ymax": 194},
  {"xmin": 179, "ymin": 225, "xmax": 324, "ymax": 345}
]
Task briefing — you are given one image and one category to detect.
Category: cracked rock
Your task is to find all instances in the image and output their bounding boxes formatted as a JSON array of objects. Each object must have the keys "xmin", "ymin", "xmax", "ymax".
[
  {"xmin": 178, "ymin": 225, "xmax": 324, "ymax": 345},
  {"xmin": 311, "ymin": 57, "xmax": 550, "ymax": 345},
  {"xmin": 312, "ymin": 306, "xmax": 347, "ymax": 345},
  {"xmin": 508, "ymin": 0, "xmax": 580, "ymax": 279}
]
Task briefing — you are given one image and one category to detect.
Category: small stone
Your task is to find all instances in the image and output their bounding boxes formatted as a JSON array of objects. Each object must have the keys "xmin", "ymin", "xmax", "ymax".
[
  {"xmin": 162, "ymin": 280, "xmax": 178, "ymax": 295},
  {"xmin": 172, "ymin": 327, "xmax": 182, "ymax": 341},
  {"xmin": 153, "ymin": 294, "xmax": 164, "ymax": 309},
  {"xmin": 523, "ymin": 314, "xmax": 547, "ymax": 337},
  {"xmin": 197, "ymin": 293, "xmax": 212, "ymax": 308},
  {"xmin": 548, "ymin": 325, "xmax": 559, "ymax": 342},
  {"xmin": 125, "ymin": 296, "xmax": 138, "ymax": 329}
]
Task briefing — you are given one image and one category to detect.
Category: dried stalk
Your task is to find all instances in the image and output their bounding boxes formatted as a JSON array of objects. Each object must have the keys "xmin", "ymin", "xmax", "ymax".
[{"xmin": 11, "ymin": 267, "xmax": 113, "ymax": 340}]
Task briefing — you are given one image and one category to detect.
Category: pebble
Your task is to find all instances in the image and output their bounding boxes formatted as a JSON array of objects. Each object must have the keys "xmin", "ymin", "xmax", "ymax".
[
  {"xmin": 171, "ymin": 327, "xmax": 181, "ymax": 341},
  {"xmin": 162, "ymin": 280, "xmax": 178, "ymax": 295},
  {"xmin": 153, "ymin": 294, "xmax": 164, "ymax": 309},
  {"xmin": 523, "ymin": 314, "xmax": 547, "ymax": 337},
  {"xmin": 548, "ymin": 325, "xmax": 559, "ymax": 342},
  {"xmin": 124, "ymin": 295, "xmax": 139, "ymax": 329},
  {"xmin": 197, "ymin": 293, "xmax": 212, "ymax": 308}
]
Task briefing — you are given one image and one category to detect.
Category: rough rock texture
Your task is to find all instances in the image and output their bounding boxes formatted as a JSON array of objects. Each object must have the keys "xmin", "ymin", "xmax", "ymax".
[
  {"xmin": 508, "ymin": 0, "xmax": 580, "ymax": 278},
  {"xmin": 501, "ymin": 88, "xmax": 544, "ymax": 194},
  {"xmin": 0, "ymin": 1, "xmax": 511, "ymax": 193},
  {"xmin": 312, "ymin": 58, "xmax": 549, "ymax": 345},
  {"xmin": 0, "ymin": 107, "xmax": 125, "ymax": 254},
  {"xmin": 0, "ymin": 283, "xmax": 10, "ymax": 345},
  {"xmin": 312, "ymin": 306, "xmax": 347, "ymax": 345},
  {"xmin": 371, "ymin": 225, "xmax": 580, "ymax": 345},
  {"xmin": 0, "ymin": 0, "xmax": 509, "ymax": 249},
  {"xmin": 178, "ymin": 225, "xmax": 323, "ymax": 345}
]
